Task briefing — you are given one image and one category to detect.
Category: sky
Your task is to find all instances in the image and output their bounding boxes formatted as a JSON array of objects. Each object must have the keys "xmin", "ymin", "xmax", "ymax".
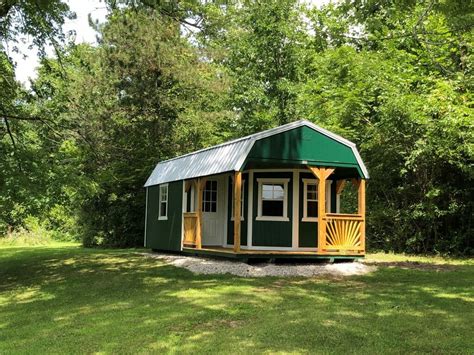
[
  {"xmin": 9, "ymin": 0, "xmax": 108, "ymax": 85},
  {"xmin": 9, "ymin": 0, "xmax": 329, "ymax": 85}
]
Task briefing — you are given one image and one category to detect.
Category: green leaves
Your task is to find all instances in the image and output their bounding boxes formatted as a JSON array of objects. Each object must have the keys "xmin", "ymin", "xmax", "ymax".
[{"xmin": 1, "ymin": 0, "xmax": 472, "ymax": 254}]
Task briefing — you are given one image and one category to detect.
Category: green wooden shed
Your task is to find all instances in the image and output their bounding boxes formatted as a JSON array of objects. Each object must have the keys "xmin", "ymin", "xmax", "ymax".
[{"xmin": 144, "ymin": 120, "xmax": 368, "ymax": 259}]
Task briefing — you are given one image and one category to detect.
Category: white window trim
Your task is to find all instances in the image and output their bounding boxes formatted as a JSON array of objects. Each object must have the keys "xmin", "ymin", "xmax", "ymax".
[
  {"xmin": 231, "ymin": 179, "xmax": 245, "ymax": 221},
  {"xmin": 256, "ymin": 178, "xmax": 290, "ymax": 222},
  {"xmin": 202, "ymin": 180, "xmax": 218, "ymax": 213},
  {"xmin": 301, "ymin": 179, "xmax": 332, "ymax": 222},
  {"xmin": 158, "ymin": 183, "xmax": 168, "ymax": 220},
  {"xmin": 302, "ymin": 179, "xmax": 318, "ymax": 222}
]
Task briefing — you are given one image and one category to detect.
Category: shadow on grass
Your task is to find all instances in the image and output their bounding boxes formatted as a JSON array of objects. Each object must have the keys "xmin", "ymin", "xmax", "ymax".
[{"xmin": 0, "ymin": 246, "xmax": 473, "ymax": 353}]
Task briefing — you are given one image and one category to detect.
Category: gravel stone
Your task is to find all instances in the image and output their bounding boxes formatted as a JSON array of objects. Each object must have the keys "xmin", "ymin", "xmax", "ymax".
[{"xmin": 141, "ymin": 252, "xmax": 377, "ymax": 277}]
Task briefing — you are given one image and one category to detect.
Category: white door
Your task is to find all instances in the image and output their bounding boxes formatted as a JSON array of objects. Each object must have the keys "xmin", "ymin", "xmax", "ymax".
[{"xmin": 202, "ymin": 177, "xmax": 225, "ymax": 246}]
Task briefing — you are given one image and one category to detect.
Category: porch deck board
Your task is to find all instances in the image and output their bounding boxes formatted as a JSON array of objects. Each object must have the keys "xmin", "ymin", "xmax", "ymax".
[{"xmin": 182, "ymin": 246, "xmax": 364, "ymax": 260}]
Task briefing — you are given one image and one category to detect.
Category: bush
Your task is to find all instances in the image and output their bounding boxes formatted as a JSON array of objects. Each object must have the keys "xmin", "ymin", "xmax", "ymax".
[
  {"xmin": 0, "ymin": 216, "xmax": 54, "ymax": 246},
  {"xmin": 0, "ymin": 215, "xmax": 79, "ymax": 246},
  {"xmin": 47, "ymin": 204, "xmax": 80, "ymax": 242}
]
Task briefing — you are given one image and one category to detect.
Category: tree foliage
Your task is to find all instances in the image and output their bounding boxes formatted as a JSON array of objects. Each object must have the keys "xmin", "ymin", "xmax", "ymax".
[{"xmin": 1, "ymin": 0, "xmax": 472, "ymax": 254}]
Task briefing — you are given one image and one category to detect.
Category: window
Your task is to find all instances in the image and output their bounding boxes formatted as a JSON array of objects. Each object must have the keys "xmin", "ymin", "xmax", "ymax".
[
  {"xmin": 262, "ymin": 184, "xmax": 284, "ymax": 216},
  {"xmin": 257, "ymin": 178, "xmax": 289, "ymax": 221},
  {"xmin": 231, "ymin": 179, "xmax": 245, "ymax": 221},
  {"xmin": 303, "ymin": 180, "xmax": 318, "ymax": 221},
  {"xmin": 202, "ymin": 180, "xmax": 217, "ymax": 212},
  {"xmin": 158, "ymin": 184, "xmax": 168, "ymax": 220},
  {"xmin": 302, "ymin": 179, "xmax": 332, "ymax": 222}
]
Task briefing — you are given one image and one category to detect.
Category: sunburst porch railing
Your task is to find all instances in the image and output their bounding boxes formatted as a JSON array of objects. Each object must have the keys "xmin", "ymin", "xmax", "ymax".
[{"xmin": 323, "ymin": 213, "xmax": 365, "ymax": 253}]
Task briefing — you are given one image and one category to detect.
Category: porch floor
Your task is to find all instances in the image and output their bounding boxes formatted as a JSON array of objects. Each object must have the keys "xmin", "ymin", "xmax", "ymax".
[{"xmin": 182, "ymin": 246, "xmax": 364, "ymax": 261}]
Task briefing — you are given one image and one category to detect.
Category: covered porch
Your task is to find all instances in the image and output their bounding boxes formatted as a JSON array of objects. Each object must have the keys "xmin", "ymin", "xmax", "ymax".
[{"xmin": 181, "ymin": 165, "xmax": 366, "ymax": 257}]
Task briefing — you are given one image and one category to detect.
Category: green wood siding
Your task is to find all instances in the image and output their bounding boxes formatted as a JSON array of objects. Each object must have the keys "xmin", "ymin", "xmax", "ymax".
[
  {"xmin": 252, "ymin": 172, "xmax": 293, "ymax": 247},
  {"xmin": 227, "ymin": 174, "xmax": 248, "ymax": 246},
  {"xmin": 245, "ymin": 126, "xmax": 363, "ymax": 176},
  {"xmin": 145, "ymin": 181, "xmax": 183, "ymax": 251}
]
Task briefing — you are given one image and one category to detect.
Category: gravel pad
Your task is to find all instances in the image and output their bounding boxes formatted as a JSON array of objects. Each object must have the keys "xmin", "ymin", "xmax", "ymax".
[{"xmin": 141, "ymin": 252, "xmax": 376, "ymax": 277}]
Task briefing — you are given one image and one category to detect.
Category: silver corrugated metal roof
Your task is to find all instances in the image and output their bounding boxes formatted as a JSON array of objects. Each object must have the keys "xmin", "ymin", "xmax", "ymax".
[{"xmin": 144, "ymin": 120, "xmax": 369, "ymax": 187}]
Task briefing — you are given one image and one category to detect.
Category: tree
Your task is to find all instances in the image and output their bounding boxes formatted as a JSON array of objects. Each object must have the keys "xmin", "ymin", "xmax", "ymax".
[
  {"xmin": 293, "ymin": 1, "xmax": 474, "ymax": 254},
  {"xmin": 2, "ymin": 0, "xmax": 472, "ymax": 254},
  {"xmin": 200, "ymin": 0, "xmax": 309, "ymax": 136},
  {"xmin": 0, "ymin": 0, "xmax": 75, "ymax": 234},
  {"xmin": 0, "ymin": 0, "xmax": 74, "ymax": 135},
  {"xmin": 28, "ymin": 8, "xmax": 230, "ymax": 246}
]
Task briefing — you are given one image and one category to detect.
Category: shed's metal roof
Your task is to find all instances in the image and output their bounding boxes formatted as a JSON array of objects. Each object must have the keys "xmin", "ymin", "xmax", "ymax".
[{"xmin": 145, "ymin": 120, "xmax": 369, "ymax": 187}]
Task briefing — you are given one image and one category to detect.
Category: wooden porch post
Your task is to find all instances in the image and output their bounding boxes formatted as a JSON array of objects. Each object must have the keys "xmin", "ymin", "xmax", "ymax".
[
  {"xmin": 233, "ymin": 171, "xmax": 242, "ymax": 253},
  {"xmin": 195, "ymin": 178, "xmax": 204, "ymax": 249},
  {"xmin": 358, "ymin": 179, "xmax": 366, "ymax": 252},
  {"xmin": 307, "ymin": 166, "xmax": 334, "ymax": 254}
]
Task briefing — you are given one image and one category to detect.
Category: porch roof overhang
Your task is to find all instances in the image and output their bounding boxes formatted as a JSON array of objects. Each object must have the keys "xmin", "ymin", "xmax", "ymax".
[{"xmin": 144, "ymin": 120, "xmax": 369, "ymax": 187}]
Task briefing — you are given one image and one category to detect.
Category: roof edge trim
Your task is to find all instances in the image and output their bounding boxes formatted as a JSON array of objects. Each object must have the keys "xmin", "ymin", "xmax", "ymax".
[
  {"xmin": 235, "ymin": 139, "xmax": 256, "ymax": 171},
  {"xmin": 144, "ymin": 119, "xmax": 369, "ymax": 186}
]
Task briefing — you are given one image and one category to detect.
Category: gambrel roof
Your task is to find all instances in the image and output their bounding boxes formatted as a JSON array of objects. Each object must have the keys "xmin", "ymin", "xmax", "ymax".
[{"xmin": 144, "ymin": 120, "xmax": 369, "ymax": 187}]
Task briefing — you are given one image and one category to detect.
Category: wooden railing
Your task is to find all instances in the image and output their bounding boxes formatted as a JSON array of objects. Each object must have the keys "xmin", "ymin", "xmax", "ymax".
[
  {"xmin": 322, "ymin": 213, "xmax": 365, "ymax": 252},
  {"xmin": 183, "ymin": 212, "xmax": 198, "ymax": 247}
]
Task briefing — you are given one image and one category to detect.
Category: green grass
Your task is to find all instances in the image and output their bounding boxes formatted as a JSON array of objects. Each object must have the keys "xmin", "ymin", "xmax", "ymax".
[
  {"xmin": 0, "ymin": 245, "xmax": 473, "ymax": 354},
  {"xmin": 366, "ymin": 252, "xmax": 474, "ymax": 266}
]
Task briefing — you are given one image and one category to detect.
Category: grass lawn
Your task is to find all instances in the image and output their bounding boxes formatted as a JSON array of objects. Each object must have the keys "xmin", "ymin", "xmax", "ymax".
[{"xmin": 0, "ymin": 244, "xmax": 473, "ymax": 354}]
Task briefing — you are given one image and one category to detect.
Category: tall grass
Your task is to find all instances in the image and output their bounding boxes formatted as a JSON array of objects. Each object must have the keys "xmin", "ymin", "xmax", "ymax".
[{"xmin": 0, "ymin": 216, "xmax": 74, "ymax": 246}]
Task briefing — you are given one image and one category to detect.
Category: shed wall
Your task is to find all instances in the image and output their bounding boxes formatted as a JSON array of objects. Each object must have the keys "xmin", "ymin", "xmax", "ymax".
[{"xmin": 145, "ymin": 181, "xmax": 183, "ymax": 251}]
